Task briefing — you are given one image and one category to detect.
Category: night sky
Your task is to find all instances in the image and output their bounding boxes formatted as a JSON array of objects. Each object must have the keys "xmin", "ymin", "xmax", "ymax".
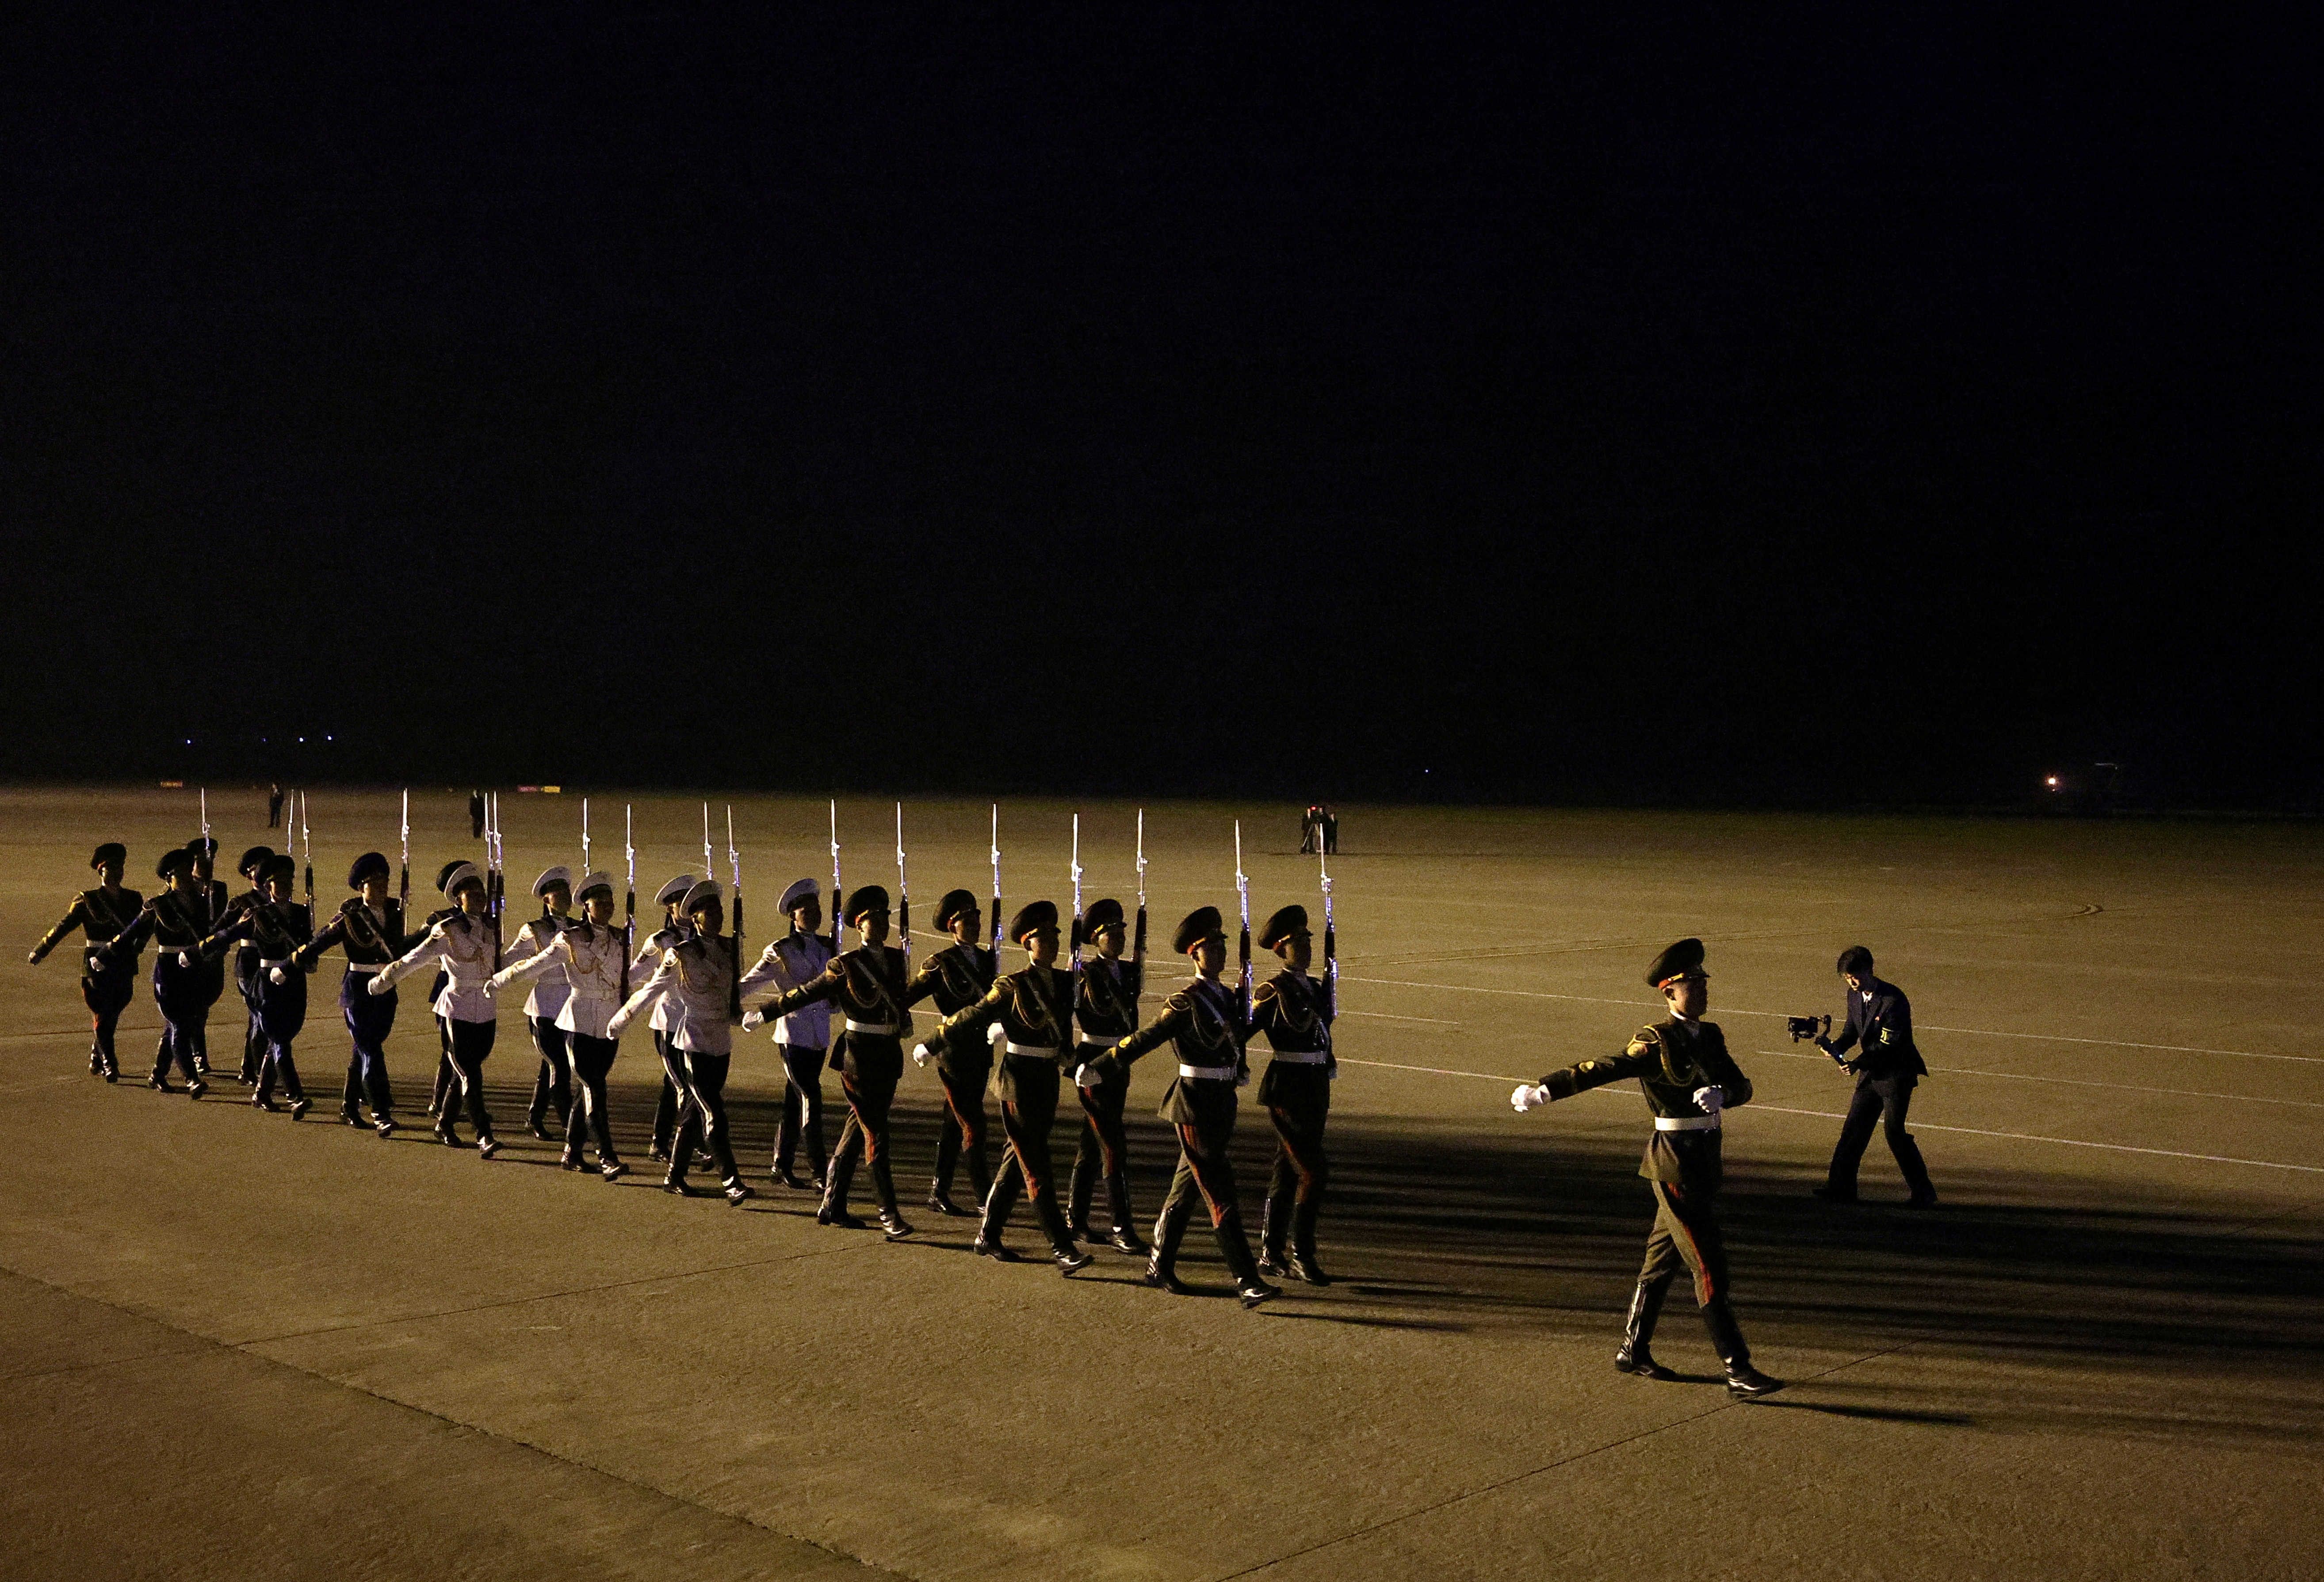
[{"xmin": 5, "ymin": 8, "xmax": 2315, "ymax": 807}]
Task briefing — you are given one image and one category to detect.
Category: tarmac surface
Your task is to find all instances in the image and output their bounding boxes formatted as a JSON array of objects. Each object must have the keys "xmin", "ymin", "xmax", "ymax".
[{"xmin": 4, "ymin": 786, "xmax": 2320, "ymax": 1581}]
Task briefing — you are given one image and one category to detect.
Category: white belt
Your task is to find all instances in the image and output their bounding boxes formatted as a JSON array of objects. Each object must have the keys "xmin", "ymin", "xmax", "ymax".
[
  {"xmin": 845, "ymin": 1019, "xmax": 898, "ymax": 1035},
  {"xmin": 1003, "ymin": 1041, "xmax": 1062, "ymax": 1057},
  {"xmin": 260, "ymin": 958, "xmax": 293, "ymax": 971},
  {"xmin": 1269, "ymin": 1049, "xmax": 1330, "ymax": 1064},
  {"xmin": 345, "ymin": 961, "xmax": 388, "ymax": 972},
  {"xmin": 1655, "ymin": 1115, "xmax": 1720, "ymax": 1131},
  {"xmin": 1178, "ymin": 1063, "xmax": 1237, "ymax": 1081}
]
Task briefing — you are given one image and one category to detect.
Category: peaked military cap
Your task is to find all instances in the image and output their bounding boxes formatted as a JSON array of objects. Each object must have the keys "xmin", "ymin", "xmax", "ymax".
[
  {"xmin": 1259, "ymin": 904, "xmax": 1310, "ymax": 950},
  {"xmin": 1645, "ymin": 937, "xmax": 1707, "ymax": 988},
  {"xmin": 681, "ymin": 878, "xmax": 723, "ymax": 915},
  {"xmin": 933, "ymin": 888, "xmax": 979, "ymax": 931},
  {"xmin": 91, "ymin": 842, "xmax": 127, "ymax": 870},
  {"xmin": 1009, "ymin": 899, "xmax": 1059, "ymax": 943},
  {"xmin": 155, "ymin": 848, "xmax": 193, "ymax": 881},
  {"xmin": 532, "ymin": 864, "xmax": 573, "ymax": 899},
  {"xmin": 1083, "ymin": 897, "xmax": 1125, "ymax": 933},
  {"xmin": 778, "ymin": 876, "xmax": 819, "ymax": 913},
  {"xmin": 440, "ymin": 860, "xmax": 485, "ymax": 897},
  {"xmin": 237, "ymin": 845, "xmax": 275, "ymax": 879},
  {"xmin": 347, "ymin": 851, "xmax": 391, "ymax": 889},
  {"xmin": 185, "ymin": 836, "xmax": 219, "ymax": 860},
  {"xmin": 260, "ymin": 853, "xmax": 298, "ymax": 886},
  {"xmin": 655, "ymin": 873, "xmax": 697, "ymax": 908},
  {"xmin": 576, "ymin": 870, "xmax": 615, "ymax": 902},
  {"xmin": 844, "ymin": 884, "xmax": 890, "ymax": 924},
  {"xmin": 1173, "ymin": 905, "xmax": 1226, "ymax": 955}
]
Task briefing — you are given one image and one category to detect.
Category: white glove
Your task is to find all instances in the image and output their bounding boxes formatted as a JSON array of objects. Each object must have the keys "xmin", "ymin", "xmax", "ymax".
[
  {"xmin": 742, "ymin": 1009, "xmax": 765, "ymax": 1031},
  {"xmin": 1073, "ymin": 1062, "xmax": 1098, "ymax": 1089},
  {"xmin": 1511, "ymin": 1083, "xmax": 1551, "ymax": 1113},
  {"xmin": 986, "ymin": 1022, "xmax": 1006, "ymax": 1047},
  {"xmin": 607, "ymin": 1009, "xmax": 632, "ymax": 1039},
  {"xmin": 1693, "ymin": 1085, "xmax": 1726, "ymax": 1115},
  {"xmin": 365, "ymin": 973, "xmax": 392, "ymax": 996},
  {"xmin": 178, "ymin": 951, "xmax": 192, "ymax": 969},
  {"xmin": 911, "ymin": 1042, "xmax": 931, "ymax": 1067},
  {"xmin": 268, "ymin": 966, "xmax": 286, "ymax": 985},
  {"xmin": 480, "ymin": 978, "xmax": 496, "ymax": 997}
]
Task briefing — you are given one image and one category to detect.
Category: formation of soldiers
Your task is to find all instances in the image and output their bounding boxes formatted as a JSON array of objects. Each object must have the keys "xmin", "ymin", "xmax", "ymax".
[{"xmin": 27, "ymin": 794, "xmax": 1948, "ymax": 1397}]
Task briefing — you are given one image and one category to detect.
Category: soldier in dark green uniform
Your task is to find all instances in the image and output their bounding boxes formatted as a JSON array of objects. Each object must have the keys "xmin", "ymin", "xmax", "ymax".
[
  {"xmin": 27, "ymin": 842, "xmax": 143, "ymax": 1083},
  {"xmin": 1511, "ymin": 938, "xmax": 1782, "ymax": 1397},
  {"xmin": 1085, "ymin": 906, "xmax": 1277, "ymax": 1308},
  {"xmin": 1066, "ymin": 897, "xmax": 1146, "ymax": 1253},
  {"xmin": 1250, "ymin": 904, "xmax": 1335, "ymax": 1285},
  {"xmin": 902, "ymin": 888, "xmax": 997, "ymax": 1216},
  {"xmin": 920, "ymin": 901, "xmax": 1093, "ymax": 1275}
]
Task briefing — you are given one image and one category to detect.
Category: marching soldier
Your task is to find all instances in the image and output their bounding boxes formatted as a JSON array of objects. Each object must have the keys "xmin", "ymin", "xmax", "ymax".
[
  {"xmin": 182, "ymin": 837, "xmax": 230, "ymax": 1077},
  {"xmin": 900, "ymin": 887, "xmax": 997, "ymax": 1216},
  {"xmin": 633, "ymin": 874, "xmax": 696, "ymax": 1164},
  {"xmin": 289, "ymin": 851, "xmax": 418, "ymax": 1135},
  {"xmin": 608, "ymin": 879, "xmax": 752, "ymax": 1204},
  {"xmin": 503, "ymin": 867, "xmax": 578, "ymax": 1140},
  {"xmin": 1810, "ymin": 946, "xmax": 1938, "ymax": 1207},
  {"xmin": 1250, "ymin": 904, "xmax": 1335, "ymax": 1285},
  {"xmin": 492, "ymin": 871, "xmax": 630, "ymax": 1179},
  {"xmin": 228, "ymin": 845, "xmax": 276, "ymax": 1085},
  {"xmin": 738, "ymin": 878, "xmax": 834, "ymax": 1190},
  {"xmin": 95, "ymin": 848, "xmax": 214, "ymax": 1097},
  {"xmin": 1066, "ymin": 897, "xmax": 1145, "ymax": 1253},
  {"xmin": 374, "ymin": 861, "xmax": 503, "ymax": 1155},
  {"xmin": 27, "ymin": 842, "xmax": 143, "ymax": 1083},
  {"xmin": 921, "ymin": 901, "xmax": 1093, "ymax": 1274},
  {"xmin": 752, "ymin": 886, "xmax": 914, "ymax": 1238},
  {"xmin": 419, "ymin": 861, "xmax": 466, "ymax": 1119},
  {"xmin": 197, "ymin": 854, "xmax": 316, "ymax": 1116},
  {"xmin": 1510, "ymin": 938, "xmax": 1782, "ymax": 1398},
  {"xmin": 1084, "ymin": 906, "xmax": 1277, "ymax": 1308}
]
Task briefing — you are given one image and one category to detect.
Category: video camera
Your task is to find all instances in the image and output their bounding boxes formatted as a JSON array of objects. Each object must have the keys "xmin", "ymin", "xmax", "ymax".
[{"xmin": 1785, "ymin": 1014, "xmax": 1830, "ymax": 1044}]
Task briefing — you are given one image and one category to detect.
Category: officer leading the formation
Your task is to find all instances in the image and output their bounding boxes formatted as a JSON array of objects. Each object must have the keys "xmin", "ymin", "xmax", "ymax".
[
  {"xmin": 1511, "ymin": 938, "xmax": 1782, "ymax": 1398},
  {"xmin": 28, "ymin": 842, "xmax": 143, "ymax": 1082},
  {"xmin": 1810, "ymin": 946, "xmax": 1938, "ymax": 1208}
]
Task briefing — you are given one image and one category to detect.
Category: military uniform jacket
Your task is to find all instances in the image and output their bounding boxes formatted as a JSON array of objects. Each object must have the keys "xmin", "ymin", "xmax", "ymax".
[
  {"xmin": 1074, "ymin": 955, "xmax": 1143, "ymax": 1047},
  {"xmin": 497, "ymin": 921, "xmax": 635, "ymax": 1039},
  {"xmin": 224, "ymin": 886, "xmax": 270, "ymax": 986},
  {"xmin": 1251, "ymin": 965, "xmax": 1335, "ymax": 1104},
  {"xmin": 1094, "ymin": 975, "xmax": 1248, "ymax": 1125},
  {"xmin": 377, "ymin": 912, "xmax": 497, "ymax": 1023},
  {"xmin": 502, "ymin": 913, "xmax": 577, "ymax": 1021},
  {"xmin": 613, "ymin": 935, "xmax": 738, "ymax": 1055},
  {"xmin": 1824, "ymin": 978, "xmax": 1927, "ymax": 1081},
  {"xmin": 738, "ymin": 930, "xmax": 835, "ymax": 1048},
  {"xmin": 631, "ymin": 921, "xmax": 692, "ymax": 1035},
  {"xmin": 1536, "ymin": 1016, "xmax": 1754, "ymax": 1184},
  {"xmin": 104, "ymin": 889, "xmax": 210, "ymax": 966},
  {"xmin": 294, "ymin": 898, "xmax": 419, "ymax": 971},
  {"xmin": 203, "ymin": 902, "xmax": 317, "ymax": 975},
  {"xmin": 768, "ymin": 945, "xmax": 914, "ymax": 1044},
  {"xmin": 932, "ymin": 963, "xmax": 1074, "ymax": 1100},
  {"xmin": 34, "ymin": 886, "xmax": 145, "ymax": 973},
  {"xmin": 904, "ymin": 942, "xmax": 998, "ymax": 1073}
]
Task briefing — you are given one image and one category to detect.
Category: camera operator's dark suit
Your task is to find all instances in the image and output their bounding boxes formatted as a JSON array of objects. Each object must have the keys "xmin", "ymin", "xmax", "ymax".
[{"xmin": 1820, "ymin": 978, "xmax": 1936, "ymax": 1203}]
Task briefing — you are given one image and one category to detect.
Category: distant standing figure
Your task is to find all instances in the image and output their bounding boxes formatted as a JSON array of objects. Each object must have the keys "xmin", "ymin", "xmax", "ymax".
[
  {"xmin": 1299, "ymin": 806, "xmax": 1318, "ymax": 854},
  {"xmin": 267, "ymin": 784, "xmax": 285, "ymax": 828},
  {"xmin": 1810, "ymin": 947, "xmax": 1937, "ymax": 1207},
  {"xmin": 469, "ymin": 790, "xmax": 486, "ymax": 840},
  {"xmin": 1321, "ymin": 806, "xmax": 1338, "ymax": 855}
]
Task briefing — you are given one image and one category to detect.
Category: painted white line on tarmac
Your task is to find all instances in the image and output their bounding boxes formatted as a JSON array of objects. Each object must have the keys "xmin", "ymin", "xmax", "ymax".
[{"xmin": 1755, "ymin": 1047, "xmax": 2324, "ymax": 1109}]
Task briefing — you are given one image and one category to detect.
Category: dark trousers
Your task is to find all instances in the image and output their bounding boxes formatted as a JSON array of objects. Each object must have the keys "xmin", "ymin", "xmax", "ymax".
[
  {"xmin": 440, "ymin": 1016, "xmax": 497, "ymax": 1138},
  {"xmin": 825, "ymin": 1034, "xmax": 903, "ymax": 1216},
  {"xmin": 252, "ymin": 969, "xmax": 309, "ymax": 1103},
  {"xmin": 338, "ymin": 972, "xmax": 396, "ymax": 1118},
  {"xmin": 669, "ymin": 1049, "xmax": 738, "ymax": 1182},
  {"xmin": 150, "ymin": 955, "xmax": 206, "ymax": 1085},
  {"xmin": 236, "ymin": 948, "xmax": 267, "ymax": 1082},
  {"xmin": 1826, "ymin": 1074, "xmax": 1934, "ymax": 1200},
  {"xmin": 1265, "ymin": 1085, "xmax": 1331, "ymax": 1204},
  {"xmin": 427, "ymin": 973, "xmax": 454, "ymax": 1113},
  {"xmin": 1640, "ymin": 1177, "xmax": 1731, "ymax": 1307},
  {"xmin": 1154, "ymin": 1109, "xmax": 1260, "ymax": 1281},
  {"xmin": 981, "ymin": 1057, "xmax": 1077, "ymax": 1255},
  {"xmin": 651, "ymin": 1029, "xmax": 685, "ymax": 1156},
  {"xmin": 82, "ymin": 963, "xmax": 133, "ymax": 1073},
  {"xmin": 188, "ymin": 956, "xmax": 225, "ymax": 1071},
  {"xmin": 527, "ymin": 1015, "xmax": 573, "ymax": 1128},
  {"xmin": 775, "ymin": 1043, "xmax": 828, "ymax": 1178},
  {"xmin": 933, "ymin": 1054, "xmax": 992, "ymax": 1197},
  {"xmin": 565, "ymin": 1032, "xmax": 619, "ymax": 1160},
  {"xmin": 1069, "ymin": 1060, "xmax": 1133, "ymax": 1229}
]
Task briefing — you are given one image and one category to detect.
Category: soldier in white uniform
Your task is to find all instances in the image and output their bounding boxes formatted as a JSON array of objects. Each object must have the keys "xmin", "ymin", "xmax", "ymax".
[
  {"xmin": 610, "ymin": 879, "xmax": 753, "ymax": 1205},
  {"xmin": 491, "ymin": 871, "xmax": 630, "ymax": 1179},
  {"xmin": 373, "ymin": 861, "xmax": 505, "ymax": 1157},
  {"xmin": 738, "ymin": 876, "xmax": 834, "ymax": 1190},
  {"xmin": 502, "ymin": 865, "xmax": 578, "ymax": 1139},
  {"xmin": 633, "ymin": 874, "xmax": 696, "ymax": 1162}
]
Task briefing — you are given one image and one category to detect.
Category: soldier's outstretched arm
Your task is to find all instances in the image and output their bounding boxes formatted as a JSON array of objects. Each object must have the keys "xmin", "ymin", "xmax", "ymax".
[
  {"xmin": 1088, "ymin": 994, "xmax": 1188, "ymax": 1081},
  {"xmin": 922, "ymin": 975, "xmax": 1008, "ymax": 1059},
  {"xmin": 1512, "ymin": 1034, "xmax": 1659, "ymax": 1112},
  {"xmin": 605, "ymin": 954, "xmax": 677, "ymax": 1039}
]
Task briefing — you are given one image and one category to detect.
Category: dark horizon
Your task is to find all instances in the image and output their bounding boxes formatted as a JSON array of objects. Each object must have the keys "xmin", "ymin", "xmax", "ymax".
[{"xmin": 6, "ymin": 9, "xmax": 2316, "ymax": 811}]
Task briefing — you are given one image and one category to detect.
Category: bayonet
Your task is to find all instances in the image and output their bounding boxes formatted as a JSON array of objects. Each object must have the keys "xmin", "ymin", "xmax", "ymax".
[
  {"xmin": 894, "ymin": 802, "xmax": 910, "ymax": 968},
  {"xmin": 726, "ymin": 804, "xmax": 743, "ymax": 1018},
  {"xmin": 829, "ymin": 799, "xmax": 843, "ymax": 955},
  {"xmin": 989, "ymin": 803, "xmax": 1002, "ymax": 961},
  {"xmin": 621, "ymin": 802, "xmax": 635, "ymax": 997}
]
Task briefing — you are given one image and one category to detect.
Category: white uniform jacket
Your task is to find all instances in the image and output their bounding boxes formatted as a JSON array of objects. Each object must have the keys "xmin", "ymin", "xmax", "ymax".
[
  {"xmin": 374, "ymin": 913, "xmax": 499, "ymax": 1024},
  {"xmin": 501, "ymin": 914, "xmax": 575, "ymax": 1021},
  {"xmin": 611, "ymin": 936, "xmax": 736, "ymax": 1055},
  {"xmin": 631, "ymin": 923, "xmax": 691, "ymax": 1034},
  {"xmin": 738, "ymin": 930, "xmax": 834, "ymax": 1048},
  {"xmin": 490, "ymin": 920, "xmax": 629, "ymax": 1039}
]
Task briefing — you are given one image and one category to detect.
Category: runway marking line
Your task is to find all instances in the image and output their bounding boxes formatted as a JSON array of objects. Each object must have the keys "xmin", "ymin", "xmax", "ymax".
[{"xmin": 1756, "ymin": 1048, "xmax": 2324, "ymax": 1109}]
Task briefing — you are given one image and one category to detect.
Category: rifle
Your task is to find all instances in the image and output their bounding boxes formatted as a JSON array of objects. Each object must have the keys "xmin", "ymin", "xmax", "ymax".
[
  {"xmin": 894, "ymin": 802, "xmax": 910, "ymax": 970},
  {"xmin": 581, "ymin": 796, "xmax": 591, "ymax": 880},
  {"xmin": 398, "ymin": 789, "xmax": 410, "ymax": 925},
  {"xmin": 487, "ymin": 791, "xmax": 504, "ymax": 971},
  {"xmin": 1133, "ymin": 807, "xmax": 1147, "ymax": 1027},
  {"xmin": 828, "ymin": 799, "xmax": 843, "ymax": 956},
  {"xmin": 1319, "ymin": 839, "xmax": 1338, "ymax": 1027},
  {"xmin": 199, "ymin": 787, "xmax": 210, "ymax": 845},
  {"xmin": 726, "ymin": 804, "xmax": 743, "ymax": 1020},
  {"xmin": 621, "ymin": 803, "xmax": 635, "ymax": 998},
  {"xmin": 300, "ymin": 792, "xmax": 314, "ymax": 934},
  {"xmin": 988, "ymin": 803, "xmax": 1002, "ymax": 965},
  {"xmin": 1234, "ymin": 818, "xmax": 1252, "ymax": 1028},
  {"xmin": 1069, "ymin": 812, "xmax": 1084, "ymax": 1043}
]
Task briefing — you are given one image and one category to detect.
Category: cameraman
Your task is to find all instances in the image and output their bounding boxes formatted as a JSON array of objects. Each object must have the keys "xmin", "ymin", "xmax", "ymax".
[{"xmin": 1810, "ymin": 947, "xmax": 1938, "ymax": 1207}]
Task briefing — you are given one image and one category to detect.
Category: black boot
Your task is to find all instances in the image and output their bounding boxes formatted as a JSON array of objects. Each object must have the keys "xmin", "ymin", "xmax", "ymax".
[
  {"xmin": 1066, "ymin": 1159, "xmax": 1097, "ymax": 1242},
  {"xmin": 1037, "ymin": 1197, "xmax": 1090, "ymax": 1275},
  {"xmin": 1144, "ymin": 1209, "xmax": 1191, "ymax": 1294},
  {"xmin": 1105, "ymin": 1174, "xmax": 1147, "ymax": 1254},
  {"xmin": 1217, "ymin": 1217, "xmax": 1278, "ymax": 1308},
  {"xmin": 818, "ymin": 1153, "xmax": 863, "ymax": 1228},
  {"xmin": 973, "ymin": 1169, "xmax": 1016, "ymax": 1258},
  {"xmin": 932, "ymin": 1124, "xmax": 961, "ymax": 1212},
  {"xmin": 1288, "ymin": 1198, "xmax": 1332, "ymax": 1286},
  {"xmin": 1256, "ymin": 1194, "xmax": 1294, "ymax": 1279},
  {"xmin": 1702, "ymin": 1296, "xmax": 1782, "ymax": 1397},
  {"xmin": 1613, "ymin": 1280, "xmax": 1675, "ymax": 1380}
]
